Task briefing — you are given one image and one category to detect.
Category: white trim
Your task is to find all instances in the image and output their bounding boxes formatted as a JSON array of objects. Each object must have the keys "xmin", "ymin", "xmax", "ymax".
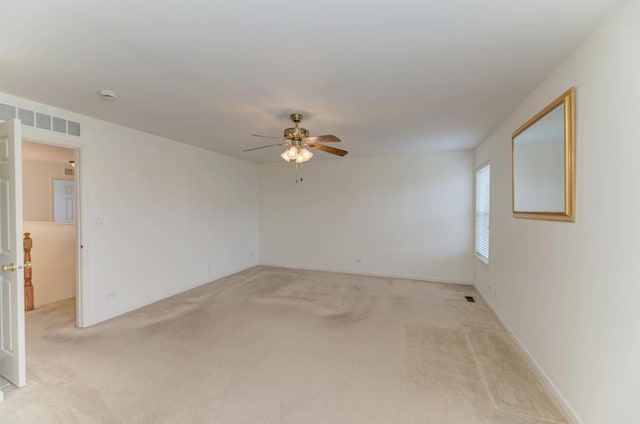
[
  {"xmin": 22, "ymin": 126, "xmax": 83, "ymax": 148},
  {"xmin": 83, "ymin": 263, "xmax": 257, "ymax": 327},
  {"xmin": 475, "ymin": 288, "xmax": 582, "ymax": 424},
  {"xmin": 474, "ymin": 253, "xmax": 489, "ymax": 264},
  {"xmin": 476, "ymin": 160, "xmax": 490, "ymax": 171},
  {"xmin": 259, "ymin": 263, "xmax": 474, "ymax": 285}
]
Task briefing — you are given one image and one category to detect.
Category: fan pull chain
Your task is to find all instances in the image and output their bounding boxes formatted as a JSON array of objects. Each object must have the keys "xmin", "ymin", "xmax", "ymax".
[
  {"xmin": 295, "ymin": 162, "xmax": 304, "ymax": 183},
  {"xmin": 296, "ymin": 162, "xmax": 304, "ymax": 184}
]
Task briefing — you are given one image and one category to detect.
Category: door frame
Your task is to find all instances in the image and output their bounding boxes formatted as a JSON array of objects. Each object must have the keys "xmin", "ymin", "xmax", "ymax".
[{"xmin": 22, "ymin": 127, "xmax": 87, "ymax": 328}]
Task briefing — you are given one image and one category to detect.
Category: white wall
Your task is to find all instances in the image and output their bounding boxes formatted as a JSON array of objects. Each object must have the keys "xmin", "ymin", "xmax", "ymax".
[
  {"xmin": 84, "ymin": 119, "xmax": 259, "ymax": 325},
  {"xmin": 0, "ymin": 91, "xmax": 259, "ymax": 327},
  {"xmin": 259, "ymin": 150, "xmax": 475, "ymax": 283},
  {"xmin": 474, "ymin": 1, "xmax": 640, "ymax": 423},
  {"xmin": 24, "ymin": 222, "xmax": 76, "ymax": 307},
  {"xmin": 23, "ymin": 159, "xmax": 73, "ymax": 221}
]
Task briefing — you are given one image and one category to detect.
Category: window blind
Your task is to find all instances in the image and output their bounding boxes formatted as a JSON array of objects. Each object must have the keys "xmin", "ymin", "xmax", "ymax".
[{"xmin": 475, "ymin": 163, "xmax": 490, "ymax": 261}]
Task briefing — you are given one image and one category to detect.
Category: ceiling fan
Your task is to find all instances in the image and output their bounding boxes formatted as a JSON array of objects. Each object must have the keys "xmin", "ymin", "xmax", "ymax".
[{"xmin": 243, "ymin": 113, "xmax": 348, "ymax": 163}]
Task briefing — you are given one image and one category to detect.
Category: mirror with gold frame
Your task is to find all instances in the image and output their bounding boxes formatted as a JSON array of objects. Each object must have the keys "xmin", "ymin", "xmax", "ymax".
[{"xmin": 512, "ymin": 88, "xmax": 575, "ymax": 221}]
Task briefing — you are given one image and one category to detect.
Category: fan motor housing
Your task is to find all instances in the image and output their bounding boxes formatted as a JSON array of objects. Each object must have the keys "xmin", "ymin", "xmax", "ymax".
[{"xmin": 284, "ymin": 127, "xmax": 309, "ymax": 140}]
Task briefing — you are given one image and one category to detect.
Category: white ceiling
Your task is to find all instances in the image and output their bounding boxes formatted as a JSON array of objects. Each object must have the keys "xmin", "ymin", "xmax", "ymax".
[{"xmin": 0, "ymin": 0, "xmax": 620, "ymax": 163}]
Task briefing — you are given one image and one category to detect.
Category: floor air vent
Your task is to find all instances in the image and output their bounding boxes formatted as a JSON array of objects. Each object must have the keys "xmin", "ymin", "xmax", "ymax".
[{"xmin": 465, "ymin": 296, "xmax": 475, "ymax": 303}]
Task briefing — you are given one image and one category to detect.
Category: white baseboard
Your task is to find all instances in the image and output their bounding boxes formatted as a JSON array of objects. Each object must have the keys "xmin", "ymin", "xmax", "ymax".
[
  {"xmin": 258, "ymin": 263, "xmax": 473, "ymax": 285},
  {"xmin": 82, "ymin": 262, "xmax": 259, "ymax": 328},
  {"xmin": 474, "ymin": 286, "xmax": 582, "ymax": 424}
]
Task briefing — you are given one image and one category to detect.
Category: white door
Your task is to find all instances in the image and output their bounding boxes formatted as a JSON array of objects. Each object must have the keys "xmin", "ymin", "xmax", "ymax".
[
  {"xmin": 53, "ymin": 179, "xmax": 76, "ymax": 223},
  {"xmin": 0, "ymin": 119, "xmax": 26, "ymax": 387}
]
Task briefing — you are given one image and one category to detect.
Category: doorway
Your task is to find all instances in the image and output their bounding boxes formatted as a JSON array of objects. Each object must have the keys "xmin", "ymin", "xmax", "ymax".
[
  {"xmin": 22, "ymin": 140, "xmax": 80, "ymax": 323},
  {"xmin": 0, "ymin": 119, "xmax": 86, "ymax": 391}
]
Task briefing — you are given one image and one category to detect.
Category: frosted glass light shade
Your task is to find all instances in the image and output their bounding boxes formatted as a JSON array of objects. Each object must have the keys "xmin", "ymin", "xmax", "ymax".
[
  {"xmin": 280, "ymin": 146, "xmax": 313, "ymax": 163},
  {"xmin": 286, "ymin": 146, "xmax": 298, "ymax": 159},
  {"xmin": 300, "ymin": 148, "xmax": 313, "ymax": 161}
]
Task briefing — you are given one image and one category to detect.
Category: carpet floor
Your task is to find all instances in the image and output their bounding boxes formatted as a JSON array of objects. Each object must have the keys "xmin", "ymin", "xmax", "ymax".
[{"xmin": 0, "ymin": 266, "xmax": 567, "ymax": 423}]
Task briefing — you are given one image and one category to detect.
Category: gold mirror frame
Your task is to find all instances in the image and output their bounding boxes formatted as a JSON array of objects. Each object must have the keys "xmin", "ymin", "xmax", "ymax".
[{"xmin": 512, "ymin": 88, "xmax": 575, "ymax": 221}]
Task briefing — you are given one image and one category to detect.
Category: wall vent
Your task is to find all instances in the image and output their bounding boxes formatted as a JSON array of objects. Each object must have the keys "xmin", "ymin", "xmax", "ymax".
[
  {"xmin": 0, "ymin": 104, "xmax": 15, "ymax": 121},
  {"xmin": 52, "ymin": 117, "xmax": 66, "ymax": 133},
  {"xmin": 18, "ymin": 108, "xmax": 34, "ymax": 126},
  {"xmin": 67, "ymin": 120, "xmax": 81, "ymax": 136},
  {"xmin": 0, "ymin": 103, "xmax": 80, "ymax": 137},
  {"xmin": 465, "ymin": 296, "xmax": 475, "ymax": 303},
  {"xmin": 64, "ymin": 168, "xmax": 75, "ymax": 176},
  {"xmin": 36, "ymin": 112, "xmax": 51, "ymax": 130}
]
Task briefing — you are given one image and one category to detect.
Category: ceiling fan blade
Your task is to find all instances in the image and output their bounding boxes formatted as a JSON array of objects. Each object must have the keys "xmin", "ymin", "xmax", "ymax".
[
  {"xmin": 251, "ymin": 134, "xmax": 283, "ymax": 140},
  {"xmin": 242, "ymin": 143, "xmax": 287, "ymax": 152},
  {"xmin": 304, "ymin": 135, "xmax": 341, "ymax": 143},
  {"xmin": 308, "ymin": 143, "xmax": 348, "ymax": 156}
]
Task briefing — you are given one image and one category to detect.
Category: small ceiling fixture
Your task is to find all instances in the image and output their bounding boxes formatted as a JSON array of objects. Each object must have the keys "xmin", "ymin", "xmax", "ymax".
[
  {"xmin": 99, "ymin": 89, "xmax": 118, "ymax": 101},
  {"xmin": 243, "ymin": 113, "xmax": 347, "ymax": 182},
  {"xmin": 69, "ymin": 160, "xmax": 75, "ymax": 167}
]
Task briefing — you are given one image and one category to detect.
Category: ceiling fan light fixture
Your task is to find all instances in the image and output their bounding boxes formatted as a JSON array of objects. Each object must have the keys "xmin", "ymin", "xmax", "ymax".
[
  {"xmin": 295, "ymin": 148, "xmax": 313, "ymax": 163},
  {"xmin": 286, "ymin": 146, "xmax": 298, "ymax": 160},
  {"xmin": 281, "ymin": 147, "xmax": 313, "ymax": 163},
  {"xmin": 246, "ymin": 114, "xmax": 346, "ymax": 173},
  {"xmin": 299, "ymin": 148, "xmax": 313, "ymax": 162}
]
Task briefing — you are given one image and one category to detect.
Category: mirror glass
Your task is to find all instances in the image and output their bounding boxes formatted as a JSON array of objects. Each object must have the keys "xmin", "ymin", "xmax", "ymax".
[{"xmin": 512, "ymin": 88, "xmax": 575, "ymax": 221}]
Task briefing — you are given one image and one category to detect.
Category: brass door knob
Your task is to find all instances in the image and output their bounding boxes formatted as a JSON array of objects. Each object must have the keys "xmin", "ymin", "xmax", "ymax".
[{"xmin": 1, "ymin": 263, "xmax": 16, "ymax": 272}]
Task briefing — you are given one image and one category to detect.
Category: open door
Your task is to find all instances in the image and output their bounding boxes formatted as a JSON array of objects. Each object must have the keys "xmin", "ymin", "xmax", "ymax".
[{"xmin": 0, "ymin": 119, "xmax": 26, "ymax": 388}]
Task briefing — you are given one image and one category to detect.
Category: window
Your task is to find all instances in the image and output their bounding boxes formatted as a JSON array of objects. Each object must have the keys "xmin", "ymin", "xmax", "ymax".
[{"xmin": 475, "ymin": 163, "xmax": 490, "ymax": 262}]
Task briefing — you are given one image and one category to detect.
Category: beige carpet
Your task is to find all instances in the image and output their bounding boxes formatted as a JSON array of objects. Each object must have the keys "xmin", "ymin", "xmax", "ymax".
[{"xmin": 0, "ymin": 266, "xmax": 567, "ymax": 423}]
